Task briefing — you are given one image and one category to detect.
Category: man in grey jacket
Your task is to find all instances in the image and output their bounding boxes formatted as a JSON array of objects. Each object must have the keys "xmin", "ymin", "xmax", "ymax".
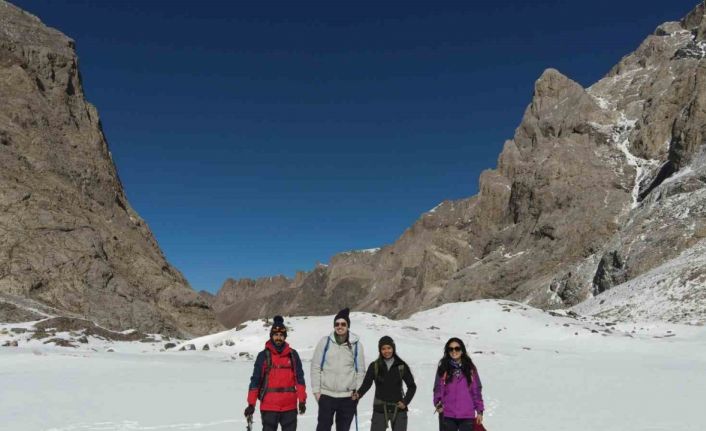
[{"xmin": 311, "ymin": 308, "xmax": 366, "ymax": 431}]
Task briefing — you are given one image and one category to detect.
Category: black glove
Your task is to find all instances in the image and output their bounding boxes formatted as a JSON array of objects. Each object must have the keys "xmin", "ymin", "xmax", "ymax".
[
  {"xmin": 298, "ymin": 402, "xmax": 306, "ymax": 414},
  {"xmin": 244, "ymin": 404, "xmax": 255, "ymax": 417}
]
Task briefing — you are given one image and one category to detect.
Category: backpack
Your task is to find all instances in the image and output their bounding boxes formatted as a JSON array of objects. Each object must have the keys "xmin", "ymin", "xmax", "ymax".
[
  {"xmin": 319, "ymin": 336, "xmax": 359, "ymax": 372},
  {"xmin": 257, "ymin": 348, "xmax": 298, "ymax": 401}
]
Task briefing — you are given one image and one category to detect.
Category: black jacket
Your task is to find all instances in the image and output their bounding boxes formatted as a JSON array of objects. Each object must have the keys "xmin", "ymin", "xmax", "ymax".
[{"xmin": 357, "ymin": 356, "xmax": 416, "ymax": 411}]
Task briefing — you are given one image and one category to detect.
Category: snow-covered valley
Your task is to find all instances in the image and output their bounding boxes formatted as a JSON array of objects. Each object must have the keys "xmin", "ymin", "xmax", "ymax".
[{"xmin": 2, "ymin": 300, "xmax": 704, "ymax": 431}]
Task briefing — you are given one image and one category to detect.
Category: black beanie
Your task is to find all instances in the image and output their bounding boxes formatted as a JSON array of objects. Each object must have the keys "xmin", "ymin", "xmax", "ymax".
[
  {"xmin": 270, "ymin": 315, "xmax": 287, "ymax": 338},
  {"xmin": 378, "ymin": 335, "xmax": 395, "ymax": 354},
  {"xmin": 333, "ymin": 307, "xmax": 350, "ymax": 327}
]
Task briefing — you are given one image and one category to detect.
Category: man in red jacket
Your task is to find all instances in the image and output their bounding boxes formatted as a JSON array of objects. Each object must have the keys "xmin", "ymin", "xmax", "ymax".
[{"xmin": 245, "ymin": 315, "xmax": 307, "ymax": 431}]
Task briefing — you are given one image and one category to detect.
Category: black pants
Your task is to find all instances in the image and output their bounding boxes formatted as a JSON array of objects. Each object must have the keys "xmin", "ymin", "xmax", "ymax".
[
  {"xmin": 442, "ymin": 417, "xmax": 474, "ymax": 431},
  {"xmin": 370, "ymin": 410, "xmax": 407, "ymax": 431},
  {"xmin": 316, "ymin": 394, "xmax": 357, "ymax": 431},
  {"xmin": 261, "ymin": 409, "xmax": 297, "ymax": 431}
]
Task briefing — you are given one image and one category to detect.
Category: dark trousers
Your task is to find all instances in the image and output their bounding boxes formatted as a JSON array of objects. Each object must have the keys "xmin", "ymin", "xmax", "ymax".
[
  {"xmin": 370, "ymin": 410, "xmax": 407, "ymax": 431},
  {"xmin": 316, "ymin": 394, "xmax": 357, "ymax": 431},
  {"xmin": 442, "ymin": 417, "xmax": 474, "ymax": 431},
  {"xmin": 261, "ymin": 409, "xmax": 297, "ymax": 431}
]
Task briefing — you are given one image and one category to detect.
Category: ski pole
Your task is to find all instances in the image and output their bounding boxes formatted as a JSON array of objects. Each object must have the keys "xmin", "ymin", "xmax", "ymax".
[{"xmin": 246, "ymin": 414, "xmax": 253, "ymax": 431}]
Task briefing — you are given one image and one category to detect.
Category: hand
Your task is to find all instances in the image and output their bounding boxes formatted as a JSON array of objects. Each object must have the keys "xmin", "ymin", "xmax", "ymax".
[
  {"xmin": 298, "ymin": 403, "xmax": 306, "ymax": 414},
  {"xmin": 351, "ymin": 391, "xmax": 360, "ymax": 401},
  {"xmin": 396, "ymin": 401, "xmax": 406, "ymax": 410},
  {"xmin": 315, "ymin": 393, "xmax": 321, "ymax": 402},
  {"xmin": 244, "ymin": 404, "xmax": 255, "ymax": 417},
  {"xmin": 475, "ymin": 413, "xmax": 483, "ymax": 425},
  {"xmin": 435, "ymin": 403, "xmax": 443, "ymax": 414}
]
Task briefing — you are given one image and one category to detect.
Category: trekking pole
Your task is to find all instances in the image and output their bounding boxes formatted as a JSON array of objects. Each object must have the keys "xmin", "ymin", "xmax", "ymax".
[{"xmin": 246, "ymin": 414, "xmax": 253, "ymax": 431}]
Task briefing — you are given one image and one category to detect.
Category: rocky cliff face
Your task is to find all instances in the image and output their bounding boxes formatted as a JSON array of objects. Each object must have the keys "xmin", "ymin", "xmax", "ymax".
[
  {"xmin": 214, "ymin": 2, "xmax": 706, "ymax": 327},
  {"xmin": 0, "ymin": 1, "xmax": 223, "ymax": 336}
]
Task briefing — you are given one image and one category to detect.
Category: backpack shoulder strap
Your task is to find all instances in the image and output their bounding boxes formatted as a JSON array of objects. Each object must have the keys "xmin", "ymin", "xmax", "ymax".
[
  {"xmin": 374, "ymin": 359, "xmax": 379, "ymax": 378},
  {"xmin": 320, "ymin": 336, "xmax": 331, "ymax": 370},
  {"xmin": 258, "ymin": 349, "xmax": 272, "ymax": 400},
  {"xmin": 353, "ymin": 341, "xmax": 359, "ymax": 372},
  {"xmin": 262, "ymin": 349, "xmax": 272, "ymax": 374},
  {"xmin": 290, "ymin": 350, "xmax": 298, "ymax": 384},
  {"xmin": 398, "ymin": 363, "xmax": 407, "ymax": 399}
]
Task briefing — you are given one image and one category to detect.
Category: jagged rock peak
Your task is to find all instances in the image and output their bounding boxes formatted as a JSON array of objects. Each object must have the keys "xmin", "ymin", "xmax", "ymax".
[
  {"xmin": 534, "ymin": 68, "xmax": 583, "ymax": 96},
  {"xmin": 526, "ymin": 68, "xmax": 598, "ymax": 125},
  {"xmin": 0, "ymin": 1, "xmax": 74, "ymax": 52},
  {"xmin": 0, "ymin": 1, "xmax": 223, "ymax": 336},
  {"xmin": 680, "ymin": 1, "xmax": 706, "ymax": 39}
]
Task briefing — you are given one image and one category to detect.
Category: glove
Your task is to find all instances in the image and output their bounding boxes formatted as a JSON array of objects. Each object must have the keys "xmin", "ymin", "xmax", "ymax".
[
  {"xmin": 298, "ymin": 403, "xmax": 306, "ymax": 414},
  {"xmin": 244, "ymin": 404, "xmax": 255, "ymax": 417}
]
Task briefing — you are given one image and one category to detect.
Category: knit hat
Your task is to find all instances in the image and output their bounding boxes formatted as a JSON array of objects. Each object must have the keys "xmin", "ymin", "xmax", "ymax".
[
  {"xmin": 378, "ymin": 335, "xmax": 395, "ymax": 354},
  {"xmin": 333, "ymin": 307, "xmax": 350, "ymax": 327},
  {"xmin": 270, "ymin": 315, "xmax": 287, "ymax": 338}
]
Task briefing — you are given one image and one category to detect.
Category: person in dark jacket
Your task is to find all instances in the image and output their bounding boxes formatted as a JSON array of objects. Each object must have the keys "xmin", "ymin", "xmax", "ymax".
[
  {"xmin": 245, "ymin": 315, "xmax": 307, "ymax": 431},
  {"xmin": 433, "ymin": 338, "xmax": 484, "ymax": 431},
  {"xmin": 354, "ymin": 335, "xmax": 416, "ymax": 431}
]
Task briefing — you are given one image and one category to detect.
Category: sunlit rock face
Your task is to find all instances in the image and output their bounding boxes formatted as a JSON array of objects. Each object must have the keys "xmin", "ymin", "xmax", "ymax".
[
  {"xmin": 0, "ymin": 1, "xmax": 222, "ymax": 336},
  {"xmin": 212, "ymin": 4, "xmax": 706, "ymax": 327}
]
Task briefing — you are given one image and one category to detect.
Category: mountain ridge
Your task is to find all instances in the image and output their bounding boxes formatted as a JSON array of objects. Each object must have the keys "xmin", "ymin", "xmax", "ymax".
[{"xmin": 212, "ymin": 2, "xmax": 706, "ymax": 327}]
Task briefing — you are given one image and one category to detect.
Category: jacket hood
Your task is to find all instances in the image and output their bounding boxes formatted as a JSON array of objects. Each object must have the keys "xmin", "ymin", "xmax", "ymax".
[{"xmin": 265, "ymin": 339, "xmax": 291, "ymax": 355}]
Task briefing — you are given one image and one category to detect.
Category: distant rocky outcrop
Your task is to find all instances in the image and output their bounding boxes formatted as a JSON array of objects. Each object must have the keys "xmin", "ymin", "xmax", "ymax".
[
  {"xmin": 213, "ymin": 2, "xmax": 706, "ymax": 326},
  {"xmin": 0, "ymin": 1, "xmax": 223, "ymax": 336},
  {"xmin": 0, "ymin": 300, "xmax": 42, "ymax": 323}
]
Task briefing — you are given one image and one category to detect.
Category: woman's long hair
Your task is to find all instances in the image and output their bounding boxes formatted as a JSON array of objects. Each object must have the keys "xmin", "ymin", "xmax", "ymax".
[{"xmin": 436, "ymin": 337, "xmax": 477, "ymax": 385}]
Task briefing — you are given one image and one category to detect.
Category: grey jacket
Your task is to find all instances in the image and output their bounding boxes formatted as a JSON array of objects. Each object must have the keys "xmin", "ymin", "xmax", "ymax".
[{"xmin": 310, "ymin": 331, "xmax": 366, "ymax": 398}]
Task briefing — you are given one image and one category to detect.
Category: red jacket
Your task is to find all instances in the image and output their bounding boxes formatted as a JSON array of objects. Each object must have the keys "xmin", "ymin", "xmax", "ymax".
[{"xmin": 247, "ymin": 341, "xmax": 307, "ymax": 411}]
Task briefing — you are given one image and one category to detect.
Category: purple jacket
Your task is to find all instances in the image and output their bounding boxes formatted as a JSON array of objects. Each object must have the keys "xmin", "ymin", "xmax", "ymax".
[{"xmin": 433, "ymin": 368, "xmax": 484, "ymax": 419}]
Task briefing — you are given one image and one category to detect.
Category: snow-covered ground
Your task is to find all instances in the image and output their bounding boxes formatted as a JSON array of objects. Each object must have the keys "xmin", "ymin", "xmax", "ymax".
[
  {"xmin": 572, "ymin": 238, "xmax": 706, "ymax": 325},
  {"xmin": 2, "ymin": 300, "xmax": 705, "ymax": 431}
]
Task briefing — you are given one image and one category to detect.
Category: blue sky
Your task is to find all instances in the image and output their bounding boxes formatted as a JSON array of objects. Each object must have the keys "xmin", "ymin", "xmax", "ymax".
[{"xmin": 14, "ymin": 0, "xmax": 697, "ymax": 293}]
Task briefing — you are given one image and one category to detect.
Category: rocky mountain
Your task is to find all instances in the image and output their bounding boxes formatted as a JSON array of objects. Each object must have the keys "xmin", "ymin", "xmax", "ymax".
[
  {"xmin": 0, "ymin": 1, "xmax": 223, "ymax": 336},
  {"xmin": 213, "ymin": 2, "xmax": 706, "ymax": 327}
]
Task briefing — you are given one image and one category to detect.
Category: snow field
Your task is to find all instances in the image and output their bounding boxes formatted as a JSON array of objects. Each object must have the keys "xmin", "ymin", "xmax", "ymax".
[{"xmin": 1, "ymin": 300, "xmax": 704, "ymax": 430}]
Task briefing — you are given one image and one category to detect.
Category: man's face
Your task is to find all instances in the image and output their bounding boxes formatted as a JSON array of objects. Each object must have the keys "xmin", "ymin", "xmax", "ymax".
[
  {"xmin": 271, "ymin": 331, "xmax": 286, "ymax": 347},
  {"xmin": 380, "ymin": 345, "xmax": 394, "ymax": 359},
  {"xmin": 334, "ymin": 319, "xmax": 348, "ymax": 336}
]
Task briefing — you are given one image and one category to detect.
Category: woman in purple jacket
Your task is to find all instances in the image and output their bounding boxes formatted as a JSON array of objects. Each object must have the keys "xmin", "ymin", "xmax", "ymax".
[{"xmin": 433, "ymin": 338, "xmax": 484, "ymax": 431}]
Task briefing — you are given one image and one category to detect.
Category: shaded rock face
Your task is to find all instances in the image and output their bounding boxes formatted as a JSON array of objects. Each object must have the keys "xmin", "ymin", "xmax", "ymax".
[
  {"xmin": 211, "ymin": 3, "xmax": 706, "ymax": 327},
  {"xmin": 0, "ymin": 2, "xmax": 222, "ymax": 336}
]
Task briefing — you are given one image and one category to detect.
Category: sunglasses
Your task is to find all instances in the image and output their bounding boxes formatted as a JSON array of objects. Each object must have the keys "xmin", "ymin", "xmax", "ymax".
[
  {"xmin": 334, "ymin": 322, "xmax": 348, "ymax": 328},
  {"xmin": 447, "ymin": 346, "xmax": 462, "ymax": 353},
  {"xmin": 271, "ymin": 328, "xmax": 287, "ymax": 335}
]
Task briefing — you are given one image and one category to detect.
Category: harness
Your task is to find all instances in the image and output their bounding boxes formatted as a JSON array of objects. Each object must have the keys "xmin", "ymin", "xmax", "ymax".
[
  {"xmin": 257, "ymin": 348, "xmax": 298, "ymax": 401},
  {"xmin": 373, "ymin": 359, "xmax": 407, "ymax": 429},
  {"xmin": 374, "ymin": 399, "xmax": 402, "ymax": 427}
]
